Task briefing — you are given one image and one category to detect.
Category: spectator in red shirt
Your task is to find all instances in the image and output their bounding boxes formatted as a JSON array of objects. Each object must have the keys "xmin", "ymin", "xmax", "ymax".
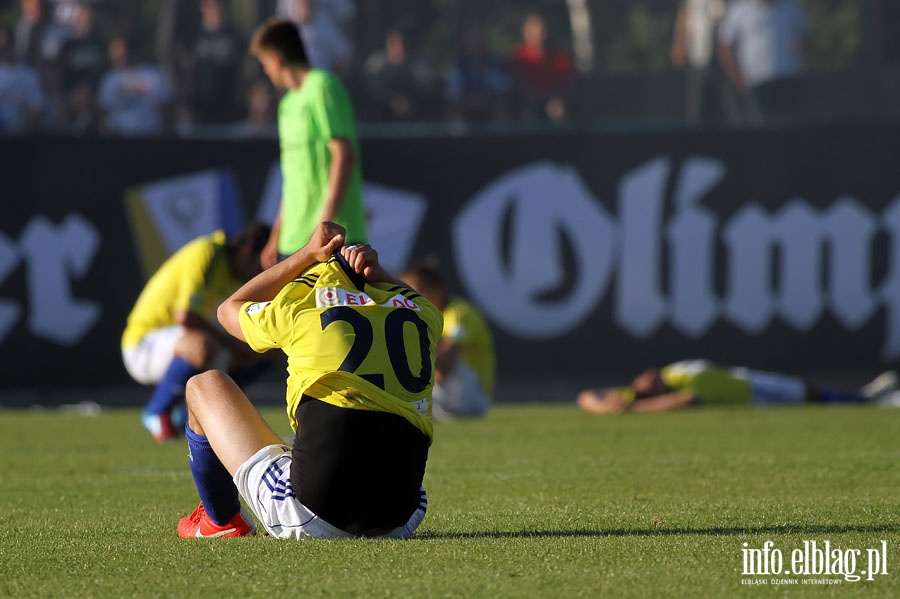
[{"xmin": 510, "ymin": 13, "xmax": 575, "ymax": 122}]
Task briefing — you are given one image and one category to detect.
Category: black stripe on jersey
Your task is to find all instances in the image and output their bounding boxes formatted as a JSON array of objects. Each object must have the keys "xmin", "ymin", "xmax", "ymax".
[
  {"xmin": 387, "ymin": 284, "xmax": 421, "ymax": 301},
  {"xmin": 332, "ymin": 250, "xmax": 367, "ymax": 291},
  {"xmin": 293, "ymin": 274, "xmax": 319, "ymax": 287}
]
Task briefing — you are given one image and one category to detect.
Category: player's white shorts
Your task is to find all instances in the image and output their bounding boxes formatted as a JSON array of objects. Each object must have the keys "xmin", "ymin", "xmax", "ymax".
[
  {"xmin": 234, "ymin": 444, "xmax": 428, "ymax": 540},
  {"xmin": 121, "ymin": 326, "xmax": 184, "ymax": 385},
  {"xmin": 432, "ymin": 360, "xmax": 490, "ymax": 420}
]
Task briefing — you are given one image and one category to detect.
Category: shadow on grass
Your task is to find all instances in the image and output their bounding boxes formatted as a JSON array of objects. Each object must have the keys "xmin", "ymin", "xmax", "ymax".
[{"xmin": 418, "ymin": 524, "xmax": 900, "ymax": 540}]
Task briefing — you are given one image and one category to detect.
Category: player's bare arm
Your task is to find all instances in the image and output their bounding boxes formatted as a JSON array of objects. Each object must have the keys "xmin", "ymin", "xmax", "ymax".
[
  {"xmin": 577, "ymin": 388, "xmax": 632, "ymax": 415},
  {"xmin": 261, "ymin": 207, "xmax": 283, "ymax": 269},
  {"xmin": 219, "ymin": 222, "xmax": 346, "ymax": 341},
  {"xmin": 320, "ymin": 138, "xmax": 355, "ymax": 222},
  {"xmin": 629, "ymin": 392, "xmax": 696, "ymax": 412}
]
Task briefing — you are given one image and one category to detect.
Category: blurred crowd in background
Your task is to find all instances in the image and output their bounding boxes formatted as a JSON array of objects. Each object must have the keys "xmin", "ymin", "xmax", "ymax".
[{"xmin": 0, "ymin": 0, "xmax": 897, "ymax": 137}]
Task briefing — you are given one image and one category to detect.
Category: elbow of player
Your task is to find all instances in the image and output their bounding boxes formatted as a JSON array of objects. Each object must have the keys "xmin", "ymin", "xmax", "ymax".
[
  {"xmin": 216, "ymin": 301, "xmax": 234, "ymax": 331},
  {"xmin": 341, "ymin": 148, "xmax": 356, "ymax": 171}
]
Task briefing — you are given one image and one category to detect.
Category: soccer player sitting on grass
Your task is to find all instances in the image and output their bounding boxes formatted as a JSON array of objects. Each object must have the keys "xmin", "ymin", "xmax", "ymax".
[
  {"xmin": 176, "ymin": 222, "xmax": 442, "ymax": 539},
  {"xmin": 577, "ymin": 360, "xmax": 899, "ymax": 415},
  {"xmin": 403, "ymin": 257, "xmax": 496, "ymax": 421},
  {"xmin": 121, "ymin": 223, "xmax": 272, "ymax": 442}
]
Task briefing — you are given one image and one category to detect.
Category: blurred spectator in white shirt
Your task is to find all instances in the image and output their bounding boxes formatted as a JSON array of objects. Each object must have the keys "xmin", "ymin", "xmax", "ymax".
[
  {"xmin": 276, "ymin": 0, "xmax": 355, "ymax": 78},
  {"xmin": 98, "ymin": 36, "xmax": 173, "ymax": 136},
  {"xmin": 0, "ymin": 25, "xmax": 46, "ymax": 135},
  {"xmin": 718, "ymin": 0, "xmax": 812, "ymax": 123}
]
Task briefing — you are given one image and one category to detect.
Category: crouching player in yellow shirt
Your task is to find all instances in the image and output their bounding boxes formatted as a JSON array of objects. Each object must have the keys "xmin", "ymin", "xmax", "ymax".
[
  {"xmin": 176, "ymin": 222, "xmax": 443, "ymax": 539},
  {"xmin": 121, "ymin": 224, "xmax": 271, "ymax": 442},
  {"xmin": 403, "ymin": 258, "xmax": 495, "ymax": 421}
]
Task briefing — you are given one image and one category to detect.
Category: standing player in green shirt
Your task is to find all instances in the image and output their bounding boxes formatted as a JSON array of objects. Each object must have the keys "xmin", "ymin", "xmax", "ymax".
[{"xmin": 251, "ymin": 18, "xmax": 367, "ymax": 269}]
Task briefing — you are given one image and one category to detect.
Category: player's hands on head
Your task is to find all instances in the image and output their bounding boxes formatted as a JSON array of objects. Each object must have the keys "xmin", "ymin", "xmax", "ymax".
[
  {"xmin": 305, "ymin": 221, "xmax": 346, "ymax": 262},
  {"xmin": 341, "ymin": 243, "xmax": 381, "ymax": 279}
]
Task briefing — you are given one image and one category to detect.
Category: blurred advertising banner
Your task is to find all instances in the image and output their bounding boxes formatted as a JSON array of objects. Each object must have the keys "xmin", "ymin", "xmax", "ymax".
[
  {"xmin": 124, "ymin": 170, "xmax": 245, "ymax": 279},
  {"xmin": 254, "ymin": 163, "xmax": 428, "ymax": 274},
  {"xmin": 1, "ymin": 125, "xmax": 899, "ymax": 392}
]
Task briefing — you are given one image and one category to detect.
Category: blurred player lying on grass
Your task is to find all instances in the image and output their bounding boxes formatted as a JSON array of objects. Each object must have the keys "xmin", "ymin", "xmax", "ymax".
[
  {"xmin": 577, "ymin": 360, "xmax": 900, "ymax": 415},
  {"xmin": 121, "ymin": 223, "xmax": 273, "ymax": 442},
  {"xmin": 176, "ymin": 222, "xmax": 443, "ymax": 539}
]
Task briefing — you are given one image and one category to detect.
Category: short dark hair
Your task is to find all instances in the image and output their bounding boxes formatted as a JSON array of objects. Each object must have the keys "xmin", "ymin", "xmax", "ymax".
[
  {"xmin": 227, "ymin": 222, "xmax": 272, "ymax": 255},
  {"xmin": 403, "ymin": 256, "xmax": 445, "ymax": 289},
  {"xmin": 250, "ymin": 18, "xmax": 309, "ymax": 67}
]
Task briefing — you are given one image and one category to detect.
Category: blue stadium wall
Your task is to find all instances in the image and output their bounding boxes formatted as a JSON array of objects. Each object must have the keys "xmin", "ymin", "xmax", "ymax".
[{"xmin": 2, "ymin": 124, "xmax": 900, "ymax": 393}]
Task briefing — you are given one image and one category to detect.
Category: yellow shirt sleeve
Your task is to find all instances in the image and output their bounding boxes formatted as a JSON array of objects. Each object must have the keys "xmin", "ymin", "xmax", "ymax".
[{"xmin": 239, "ymin": 300, "xmax": 285, "ymax": 353}]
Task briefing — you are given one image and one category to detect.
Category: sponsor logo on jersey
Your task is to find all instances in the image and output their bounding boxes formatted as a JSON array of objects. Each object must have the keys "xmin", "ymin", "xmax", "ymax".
[{"xmin": 316, "ymin": 287, "xmax": 420, "ymax": 310}]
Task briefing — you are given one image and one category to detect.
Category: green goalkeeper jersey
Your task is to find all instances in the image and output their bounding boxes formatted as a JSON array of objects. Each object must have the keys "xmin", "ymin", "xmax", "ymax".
[{"xmin": 278, "ymin": 69, "xmax": 367, "ymax": 253}]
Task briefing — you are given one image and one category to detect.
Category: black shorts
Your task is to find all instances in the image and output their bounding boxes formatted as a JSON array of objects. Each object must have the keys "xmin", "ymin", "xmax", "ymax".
[{"xmin": 291, "ymin": 397, "xmax": 429, "ymax": 533}]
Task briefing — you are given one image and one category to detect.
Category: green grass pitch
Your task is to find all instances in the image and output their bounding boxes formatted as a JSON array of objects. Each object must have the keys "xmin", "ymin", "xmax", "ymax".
[{"xmin": 1, "ymin": 402, "xmax": 898, "ymax": 597}]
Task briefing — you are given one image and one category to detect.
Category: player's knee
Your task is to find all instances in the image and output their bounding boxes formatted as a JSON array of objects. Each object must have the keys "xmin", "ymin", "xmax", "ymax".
[
  {"xmin": 186, "ymin": 370, "xmax": 226, "ymax": 407},
  {"xmin": 184, "ymin": 370, "xmax": 231, "ymax": 435},
  {"xmin": 174, "ymin": 330, "xmax": 212, "ymax": 368},
  {"xmin": 187, "ymin": 369, "xmax": 227, "ymax": 391}
]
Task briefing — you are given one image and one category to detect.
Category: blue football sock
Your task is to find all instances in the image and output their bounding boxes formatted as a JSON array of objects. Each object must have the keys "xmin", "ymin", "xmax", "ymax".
[
  {"xmin": 185, "ymin": 425, "xmax": 240, "ymax": 525},
  {"xmin": 143, "ymin": 357, "xmax": 199, "ymax": 417}
]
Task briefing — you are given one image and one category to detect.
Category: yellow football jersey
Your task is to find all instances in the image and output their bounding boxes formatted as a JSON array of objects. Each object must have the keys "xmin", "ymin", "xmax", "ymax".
[
  {"xmin": 122, "ymin": 231, "xmax": 240, "ymax": 349},
  {"xmin": 442, "ymin": 297, "xmax": 495, "ymax": 396},
  {"xmin": 661, "ymin": 360, "xmax": 751, "ymax": 405},
  {"xmin": 239, "ymin": 255, "xmax": 443, "ymax": 440}
]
